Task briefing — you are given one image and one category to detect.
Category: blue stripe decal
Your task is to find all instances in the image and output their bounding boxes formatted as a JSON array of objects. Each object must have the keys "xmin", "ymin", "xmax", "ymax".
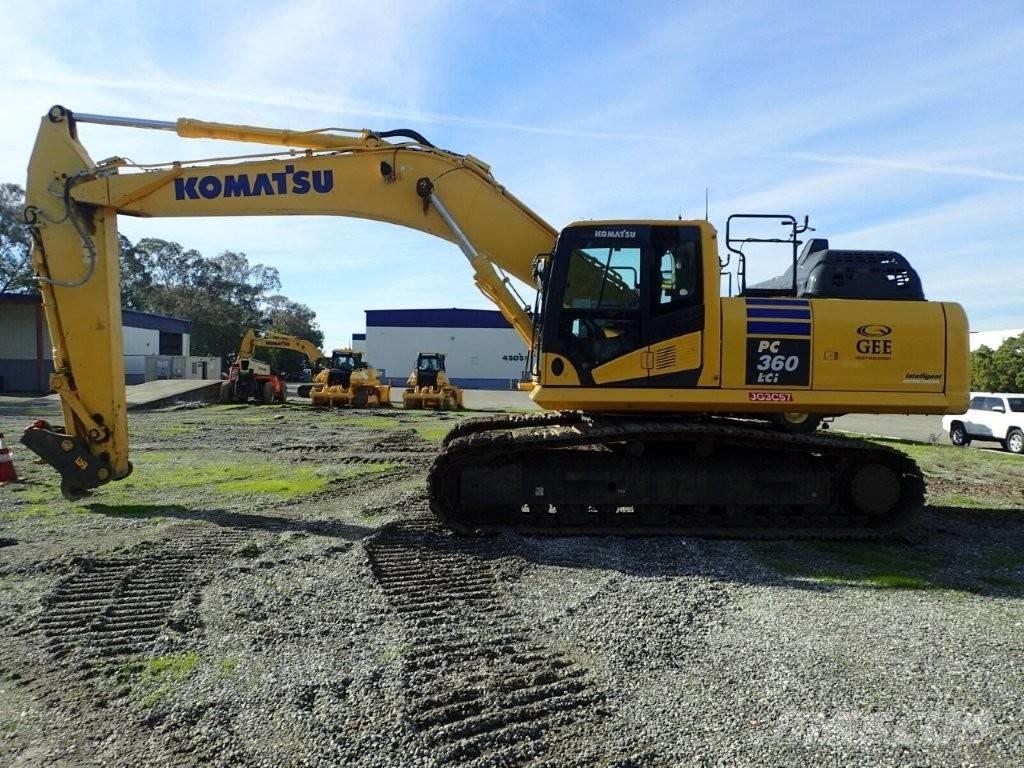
[
  {"xmin": 747, "ymin": 321, "xmax": 811, "ymax": 336},
  {"xmin": 745, "ymin": 308, "xmax": 812, "ymax": 320},
  {"xmin": 744, "ymin": 298, "xmax": 809, "ymax": 307}
]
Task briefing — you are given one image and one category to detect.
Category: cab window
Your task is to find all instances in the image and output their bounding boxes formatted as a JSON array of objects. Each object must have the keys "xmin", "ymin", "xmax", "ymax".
[
  {"xmin": 656, "ymin": 241, "xmax": 699, "ymax": 311},
  {"xmin": 1009, "ymin": 398, "xmax": 1024, "ymax": 413},
  {"xmin": 562, "ymin": 246, "xmax": 641, "ymax": 310}
]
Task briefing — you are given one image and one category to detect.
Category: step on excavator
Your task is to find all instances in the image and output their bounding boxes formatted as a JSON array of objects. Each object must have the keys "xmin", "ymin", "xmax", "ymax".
[
  {"xmin": 403, "ymin": 353, "xmax": 464, "ymax": 410},
  {"xmin": 20, "ymin": 106, "xmax": 970, "ymax": 537},
  {"xmin": 306, "ymin": 349, "xmax": 391, "ymax": 408},
  {"xmin": 222, "ymin": 329, "xmax": 326, "ymax": 405}
]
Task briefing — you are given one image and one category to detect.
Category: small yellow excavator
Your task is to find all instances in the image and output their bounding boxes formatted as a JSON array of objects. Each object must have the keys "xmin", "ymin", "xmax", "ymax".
[
  {"xmin": 222, "ymin": 329, "xmax": 325, "ymax": 405},
  {"xmin": 307, "ymin": 349, "xmax": 391, "ymax": 408},
  {"xmin": 403, "ymin": 353, "xmax": 464, "ymax": 410}
]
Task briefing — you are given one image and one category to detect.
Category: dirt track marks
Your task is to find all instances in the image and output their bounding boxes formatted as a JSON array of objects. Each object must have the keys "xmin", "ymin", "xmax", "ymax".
[
  {"xmin": 35, "ymin": 529, "xmax": 251, "ymax": 666},
  {"xmin": 366, "ymin": 517, "xmax": 611, "ymax": 767}
]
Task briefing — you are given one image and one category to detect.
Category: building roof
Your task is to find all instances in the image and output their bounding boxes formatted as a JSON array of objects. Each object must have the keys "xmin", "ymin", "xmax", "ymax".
[
  {"xmin": 365, "ymin": 308, "xmax": 512, "ymax": 329},
  {"xmin": 1, "ymin": 293, "xmax": 191, "ymax": 334},
  {"xmin": 122, "ymin": 309, "xmax": 191, "ymax": 334}
]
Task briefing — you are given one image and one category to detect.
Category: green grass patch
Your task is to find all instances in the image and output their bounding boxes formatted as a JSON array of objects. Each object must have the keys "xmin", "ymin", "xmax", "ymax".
[
  {"xmin": 755, "ymin": 540, "xmax": 947, "ymax": 591},
  {"xmin": 757, "ymin": 537, "xmax": 1024, "ymax": 595},
  {"xmin": 217, "ymin": 462, "xmax": 394, "ymax": 497},
  {"xmin": 216, "ymin": 658, "xmax": 238, "ymax": 678},
  {"xmin": 864, "ymin": 574, "xmax": 930, "ymax": 590},
  {"xmin": 929, "ymin": 494, "xmax": 1016, "ymax": 510},
  {"xmin": 330, "ymin": 415, "xmax": 402, "ymax": 429},
  {"xmin": 813, "ymin": 541, "xmax": 944, "ymax": 572},
  {"xmin": 6, "ymin": 455, "xmax": 398, "ymax": 514},
  {"xmin": 155, "ymin": 424, "xmax": 196, "ymax": 437},
  {"xmin": 141, "ymin": 651, "xmax": 200, "ymax": 684},
  {"xmin": 130, "ymin": 651, "xmax": 200, "ymax": 708},
  {"xmin": 874, "ymin": 438, "xmax": 1024, "ymax": 468},
  {"xmin": 117, "ymin": 452, "xmax": 396, "ymax": 500},
  {"xmin": 414, "ymin": 424, "xmax": 451, "ymax": 442},
  {"xmin": 0, "ymin": 503, "xmax": 76, "ymax": 521}
]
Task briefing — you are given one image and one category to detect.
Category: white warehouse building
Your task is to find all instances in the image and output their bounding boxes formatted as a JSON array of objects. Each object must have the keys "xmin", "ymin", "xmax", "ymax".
[
  {"xmin": 0, "ymin": 292, "xmax": 219, "ymax": 392},
  {"xmin": 364, "ymin": 308, "xmax": 528, "ymax": 389}
]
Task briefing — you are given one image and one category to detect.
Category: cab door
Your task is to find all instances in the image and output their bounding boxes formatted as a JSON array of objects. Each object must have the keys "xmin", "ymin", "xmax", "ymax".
[{"xmin": 644, "ymin": 226, "xmax": 705, "ymax": 387}]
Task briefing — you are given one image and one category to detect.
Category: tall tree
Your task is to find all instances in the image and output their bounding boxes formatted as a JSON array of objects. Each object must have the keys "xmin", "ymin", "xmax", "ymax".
[
  {"xmin": 0, "ymin": 183, "xmax": 33, "ymax": 293},
  {"xmin": 265, "ymin": 294, "xmax": 325, "ymax": 348},
  {"xmin": 118, "ymin": 235, "xmax": 153, "ymax": 309},
  {"xmin": 260, "ymin": 294, "xmax": 326, "ymax": 373},
  {"xmin": 971, "ymin": 332, "xmax": 1024, "ymax": 392}
]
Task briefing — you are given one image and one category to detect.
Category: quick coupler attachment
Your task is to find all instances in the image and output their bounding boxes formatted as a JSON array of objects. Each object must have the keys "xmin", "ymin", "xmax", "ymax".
[{"xmin": 20, "ymin": 421, "xmax": 117, "ymax": 500}]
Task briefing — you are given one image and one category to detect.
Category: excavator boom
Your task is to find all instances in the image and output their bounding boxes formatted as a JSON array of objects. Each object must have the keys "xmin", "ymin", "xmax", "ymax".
[
  {"xmin": 23, "ymin": 106, "xmax": 555, "ymax": 494},
  {"xmin": 237, "ymin": 330, "xmax": 325, "ymax": 366}
]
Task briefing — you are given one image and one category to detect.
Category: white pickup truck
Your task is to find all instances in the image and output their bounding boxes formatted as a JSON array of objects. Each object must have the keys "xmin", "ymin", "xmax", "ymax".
[{"xmin": 942, "ymin": 392, "xmax": 1024, "ymax": 454}]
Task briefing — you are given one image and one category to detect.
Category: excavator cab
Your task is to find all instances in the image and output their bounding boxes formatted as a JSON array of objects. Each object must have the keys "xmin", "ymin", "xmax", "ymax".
[{"xmin": 538, "ymin": 222, "xmax": 708, "ymax": 390}]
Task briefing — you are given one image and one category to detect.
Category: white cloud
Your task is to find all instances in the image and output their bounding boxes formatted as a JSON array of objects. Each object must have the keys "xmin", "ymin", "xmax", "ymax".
[{"xmin": 2, "ymin": 0, "xmax": 1022, "ymax": 343}]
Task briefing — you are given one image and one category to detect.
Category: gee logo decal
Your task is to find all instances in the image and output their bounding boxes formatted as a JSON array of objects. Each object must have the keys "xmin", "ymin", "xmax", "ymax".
[
  {"xmin": 174, "ymin": 165, "xmax": 334, "ymax": 201},
  {"xmin": 855, "ymin": 324, "xmax": 893, "ymax": 358}
]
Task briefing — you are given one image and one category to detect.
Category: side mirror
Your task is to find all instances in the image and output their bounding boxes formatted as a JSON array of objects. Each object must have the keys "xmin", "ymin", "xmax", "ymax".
[{"xmin": 993, "ymin": 406, "xmax": 1005, "ymax": 413}]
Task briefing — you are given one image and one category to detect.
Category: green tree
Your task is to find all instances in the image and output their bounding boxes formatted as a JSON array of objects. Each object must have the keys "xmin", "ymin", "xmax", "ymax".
[
  {"xmin": 265, "ymin": 294, "xmax": 324, "ymax": 348},
  {"xmin": 104, "ymin": 228, "xmax": 321, "ymax": 366},
  {"xmin": 971, "ymin": 332, "xmax": 1024, "ymax": 391},
  {"xmin": 260, "ymin": 294, "xmax": 326, "ymax": 374},
  {"xmin": 118, "ymin": 234, "xmax": 153, "ymax": 309},
  {"xmin": 0, "ymin": 183, "xmax": 33, "ymax": 293},
  {"xmin": 119, "ymin": 241, "xmax": 282, "ymax": 360}
]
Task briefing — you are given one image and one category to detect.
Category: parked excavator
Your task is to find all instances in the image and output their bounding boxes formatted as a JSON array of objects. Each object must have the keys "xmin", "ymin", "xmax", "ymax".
[
  {"xmin": 222, "ymin": 329, "xmax": 325, "ymax": 405},
  {"xmin": 306, "ymin": 348, "xmax": 391, "ymax": 408},
  {"xmin": 403, "ymin": 353, "xmax": 464, "ymax": 410},
  {"xmin": 21, "ymin": 106, "xmax": 969, "ymax": 537}
]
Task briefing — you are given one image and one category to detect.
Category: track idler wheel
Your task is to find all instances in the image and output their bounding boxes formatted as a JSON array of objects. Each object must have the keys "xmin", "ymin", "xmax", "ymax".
[{"xmin": 843, "ymin": 460, "xmax": 903, "ymax": 517}]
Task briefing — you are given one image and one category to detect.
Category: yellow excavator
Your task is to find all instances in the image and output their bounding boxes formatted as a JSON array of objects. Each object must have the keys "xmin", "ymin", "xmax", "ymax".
[
  {"xmin": 305, "ymin": 348, "xmax": 391, "ymax": 408},
  {"xmin": 403, "ymin": 353, "xmax": 464, "ymax": 410},
  {"xmin": 222, "ymin": 329, "xmax": 325, "ymax": 405},
  {"xmin": 21, "ymin": 106, "xmax": 969, "ymax": 536}
]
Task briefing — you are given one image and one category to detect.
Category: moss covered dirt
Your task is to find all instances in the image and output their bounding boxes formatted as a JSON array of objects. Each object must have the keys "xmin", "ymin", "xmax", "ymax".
[{"xmin": 0, "ymin": 399, "xmax": 1021, "ymax": 766}]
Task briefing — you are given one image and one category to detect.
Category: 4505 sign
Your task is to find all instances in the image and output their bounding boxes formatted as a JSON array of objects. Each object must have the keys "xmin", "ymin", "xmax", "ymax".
[{"xmin": 745, "ymin": 338, "xmax": 810, "ymax": 386}]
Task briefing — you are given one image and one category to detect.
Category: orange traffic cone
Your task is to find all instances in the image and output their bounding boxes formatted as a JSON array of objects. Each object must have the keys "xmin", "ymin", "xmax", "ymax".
[{"xmin": 0, "ymin": 433, "xmax": 19, "ymax": 483}]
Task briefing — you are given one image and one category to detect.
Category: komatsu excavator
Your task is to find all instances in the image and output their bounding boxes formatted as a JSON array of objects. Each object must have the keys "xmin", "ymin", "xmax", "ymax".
[
  {"xmin": 306, "ymin": 348, "xmax": 391, "ymax": 408},
  {"xmin": 403, "ymin": 353, "xmax": 464, "ymax": 410},
  {"xmin": 222, "ymin": 329, "xmax": 325, "ymax": 405},
  {"xmin": 21, "ymin": 106, "xmax": 969, "ymax": 537}
]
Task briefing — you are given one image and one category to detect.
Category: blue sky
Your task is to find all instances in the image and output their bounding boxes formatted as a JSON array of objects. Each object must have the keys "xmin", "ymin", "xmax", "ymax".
[{"xmin": 2, "ymin": 0, "xmax": 1022, "ymax": 348}]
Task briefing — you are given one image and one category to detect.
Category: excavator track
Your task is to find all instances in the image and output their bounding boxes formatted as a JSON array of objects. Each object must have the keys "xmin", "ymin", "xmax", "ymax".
[{"xmin": 429, "ymin": 414, "xmax": 924, "ymax": 539}]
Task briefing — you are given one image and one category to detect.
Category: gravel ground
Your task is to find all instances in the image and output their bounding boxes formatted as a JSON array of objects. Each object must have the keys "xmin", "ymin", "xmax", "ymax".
[{"xmin": 1, "ymin": 398, "xmax": 1022, "ymax": 767}]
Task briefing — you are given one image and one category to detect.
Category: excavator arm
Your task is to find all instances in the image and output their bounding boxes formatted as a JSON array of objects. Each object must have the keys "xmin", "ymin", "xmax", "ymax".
[
  {"xmin": 237, "ymin": 330, "xmax": 326, "ymax": 366},
  {"xmin": 22, "ymin": 105, "xmax": 558, "ymax": 496}
]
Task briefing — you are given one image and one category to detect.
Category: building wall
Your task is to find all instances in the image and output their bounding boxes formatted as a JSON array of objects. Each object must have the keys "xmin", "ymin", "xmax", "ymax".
[
  {"xmin": 1, "ymin": 296, "xmax": 195, "ymax": 392},
  {"xmin": 366, "ymin": 325, "xmax": 528, "ymax": 389},
  {"xmin": 123, "ymin": 326, "xmax": 160, "ymax": 356},
  {"xmin": 0, "ymin": 301, "xmax": 53, "ymax": 392}
]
